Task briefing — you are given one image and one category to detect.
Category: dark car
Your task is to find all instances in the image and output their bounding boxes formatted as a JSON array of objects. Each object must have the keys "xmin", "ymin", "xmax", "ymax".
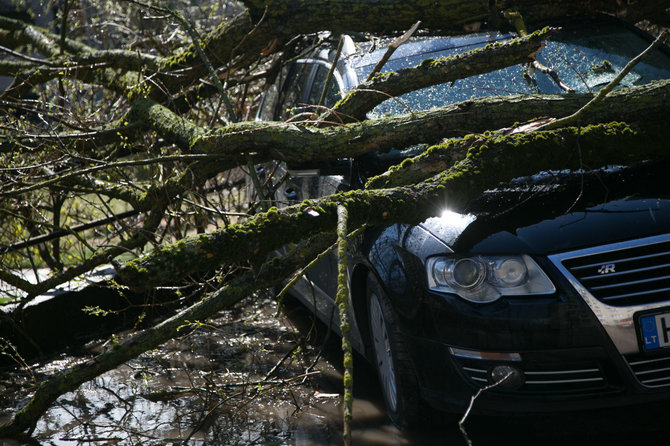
[{"xmin": 254, "ymin": 19, "xmax": 670, "ymax": 426}]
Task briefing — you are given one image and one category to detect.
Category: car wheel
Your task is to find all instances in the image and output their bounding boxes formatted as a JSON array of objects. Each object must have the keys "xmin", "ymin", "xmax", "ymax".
[{"xmin": 366, "ymin": 273, "xmax": 421, "ymax": 427}]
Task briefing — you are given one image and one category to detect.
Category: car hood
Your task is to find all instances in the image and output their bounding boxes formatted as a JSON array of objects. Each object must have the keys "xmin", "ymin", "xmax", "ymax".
[{"xmin": 418, "ymin": 163, "xmax": 670, "ymax": 255}]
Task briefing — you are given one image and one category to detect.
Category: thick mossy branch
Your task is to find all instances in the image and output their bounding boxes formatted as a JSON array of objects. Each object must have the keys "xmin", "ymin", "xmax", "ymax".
[
  {"xmin": 366, "ymin": 79, "xmax": 670, "ymax": 188},
  {"xmin": 74, "ymin": 49, "xmax": 164, "ymax": 72},
  {"xmin": 322, "ymin": 28, "xmax": 553, "ymax": 123},
  {"xmin": 366, "ymin": 135, "xmax": 475, "ymax": 189},
  {"xmin": 128, "ymin": 99, "xmax": 206, "ymax": 151},
  {"xmin": 157, "ymin": 0, "xmax": 490, "ymax": 97},
  {"xmin": 0, "ymin": 234, "xmax": 334, "ymax": 438},
  {"xmin": 118, "ymin": 121, "xmax": 670, "ymax": 289},
  {"xmin": 3, "ymin": 1, "xmax": 668, "ymax": 103},
  {"xmin": 0, "ymin": 15, "xmax": 92, "ymax": 56},
  {"xmin": 128, "ymin": 79, "xmax": 670, "ymax": 167},
  {"xmin": 426, "ymin": 121, "xmax": 669, "ymax": 211},
  {"xmin": 497, "ymin": 0, "xmax": 670, "ymax": 25},
  {"xmin": 157, "ymin": 0, "xmax": 670, "ymax": 101}
]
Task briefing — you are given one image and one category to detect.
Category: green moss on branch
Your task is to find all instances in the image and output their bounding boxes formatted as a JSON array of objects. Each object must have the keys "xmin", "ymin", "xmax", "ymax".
[
  {"xmin": 366, "ymin": 79, "xmax": 670, "ymax": 188},
  {"xmin": 0, "ymin": 234, "xmax": 334, "ymax": 438},
  {"xmin": 118, "ymin": 121, "xmax": 670, "ymax": 289},
  {"xmin": 323, "ymin": 27, "xmax": 554, "ymax": 123}
]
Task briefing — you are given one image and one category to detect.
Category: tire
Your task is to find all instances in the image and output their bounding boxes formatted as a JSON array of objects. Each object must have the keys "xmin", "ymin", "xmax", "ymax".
[{"xmin": 366, "ymin": 273, "xmax": 421, "ymax": 428}]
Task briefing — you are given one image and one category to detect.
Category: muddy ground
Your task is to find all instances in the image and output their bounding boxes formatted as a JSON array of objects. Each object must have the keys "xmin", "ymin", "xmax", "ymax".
[{"xmin": 2, "ymin": 294, "xmax": 670, "ymax": 445}]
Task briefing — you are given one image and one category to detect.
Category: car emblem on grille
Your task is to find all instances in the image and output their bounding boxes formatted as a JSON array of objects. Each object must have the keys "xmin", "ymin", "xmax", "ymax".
[{"xmin": 597, "ymin": 264, "xmax": 616, "ymax": 275}]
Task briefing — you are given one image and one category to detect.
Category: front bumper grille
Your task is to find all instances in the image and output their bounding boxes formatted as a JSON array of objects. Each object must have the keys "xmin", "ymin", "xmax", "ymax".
[
  {"xmin": 625, "ymin": 353, "xmax": 670, "ymax": 388},
  {"xmin": 454, "ymin": 357, "xmax": 608, "ymax": 394},
  {"xmin": 560, "ymin": 237, "xmax": 670, "ymax": 307}
]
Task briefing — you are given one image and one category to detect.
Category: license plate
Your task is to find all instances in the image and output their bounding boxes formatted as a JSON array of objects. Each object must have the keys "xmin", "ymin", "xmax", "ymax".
[{"xmin": 640, "ymin": 312, "xmax": 670, "ymax": 351}]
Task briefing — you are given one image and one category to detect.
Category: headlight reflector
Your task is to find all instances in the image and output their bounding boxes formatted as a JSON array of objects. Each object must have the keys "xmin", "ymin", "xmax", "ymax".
[
  {"xmin": 452, "ymin": 258, "xmax": 486, "ymax": 288},
  {"xmin": 427, "ymin": 255, "xmax": 554, "ymax": 303},
  {"xmin": 494, "ymin": 258, "xmax": 527, "ymax": 287}
]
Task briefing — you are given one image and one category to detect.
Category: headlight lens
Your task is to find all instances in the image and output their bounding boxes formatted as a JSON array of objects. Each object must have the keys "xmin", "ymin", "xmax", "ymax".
[
  {"xmin": 452, "ymin": 258, "xmax": 485, "ymax": 288},
  {"xmin": 427, "ymin": 255, "xmax": 554, "ymax": 303}
]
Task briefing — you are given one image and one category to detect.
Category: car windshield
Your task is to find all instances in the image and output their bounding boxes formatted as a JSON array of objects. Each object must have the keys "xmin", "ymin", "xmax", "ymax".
[{"xmin": 353, "ymin": 22, "xmax": 670, "ymax": 119}]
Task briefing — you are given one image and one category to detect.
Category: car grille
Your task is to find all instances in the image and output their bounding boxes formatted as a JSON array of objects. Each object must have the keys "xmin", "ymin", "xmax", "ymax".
[
  {"xmin": 625, "ymin": 353, "xmax": 670, "ymax": 387},
  {"xmin": 560, "ymin": 237, "xmax": 670, "ymax": 307},
  {"xmin": 455, "ymin": 360, "xmax": 608, "ymax": 393}
]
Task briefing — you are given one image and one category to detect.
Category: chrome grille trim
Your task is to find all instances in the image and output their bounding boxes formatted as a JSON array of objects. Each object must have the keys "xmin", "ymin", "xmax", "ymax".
[
  {"xmin": 624, "ymin": 354, "xmax": 670, "ymax": 387},
  {"xmin": 560, "ymin": 236, "xmax": 670, "ymax": 306},
  {"xmin": 523, "ymin": 368, "xmax": 604, "ymax": 385},
  {"xmin": 462, "ymin": 366, "xmax": 487, "ymax": 373},
  {"xmin": 524, "ymin": 369, "xmax": 599, "ymax": 375},
  {"xmin": 571, "ymin": 251, "xmax": 670, "ymax": 272},
  {"xmin": 600, "ymin": 286, "xmax": 670, "ymax": 302},
  {"xmin": 636, "ymin": 366, "xmax": 670, "ymax": 375},
  {"xmin": 549, "ymin": 234, "xmax": 670, "ymax": 355},
  {"xmin": 456, "ymin": 359, "xmax": 607, "ymax": 391},
  {"xmin": 629, "ymin": 357, "xmax": 669, "ymax": 366},
  {"xmin": 525, "ymin": 378, "xmax": 604, "ymax": 385},
  {"xmin": 591, "ymin": 274, "xmax": 670, "ymax": 291},
  {"xmin": 641, "ymin": 376, "xmax": 670, "ymax": 385},
  {"xmin": 581, "ymin": 262, "xmax": 670, "ymax": 281}
]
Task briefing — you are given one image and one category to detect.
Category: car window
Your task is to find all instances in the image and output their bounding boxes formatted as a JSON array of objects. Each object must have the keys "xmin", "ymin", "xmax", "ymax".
[
  {"xmin": 355, "ymin": 23, "xmax": 670, "ymax": 119},
  {"xmin": 536, "ymin": 24, "xmax": 670, "ymax": 92},
  {"xmin": 276, "ymin": 62, "xmax": 313, "ymax": 121},
  {"xmin": 307, "ymin": 64, "xmax": 341, "ymax": 108}
]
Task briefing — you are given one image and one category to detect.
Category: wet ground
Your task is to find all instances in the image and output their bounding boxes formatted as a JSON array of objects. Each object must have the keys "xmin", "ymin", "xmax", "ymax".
[{"xmin": 3, "ymin": 294, "xmax": 670, "ymax": 445}]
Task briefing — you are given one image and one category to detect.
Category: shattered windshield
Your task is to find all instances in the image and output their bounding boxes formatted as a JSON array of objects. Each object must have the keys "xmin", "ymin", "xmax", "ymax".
[{"xmin": 355, "ymin": 23, "xmax": 670, "ymax": 119}]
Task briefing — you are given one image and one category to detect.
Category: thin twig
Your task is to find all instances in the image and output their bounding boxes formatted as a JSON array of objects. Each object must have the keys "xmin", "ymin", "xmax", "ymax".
[
  {"xmin": 276, "ymin": 225, "xmax": 365, "ymax": 305},
  {"xmin": 458, "ymin": 371, "xmax": 513, "ymax": 446},
  {"xmin": 366, "ymin": 21, "xmax": 421, "ymax": 82},
  {"xmin": 543, "ymin": 29, "xmax": 669, "ymax": 130},
  {"xmin": 0, "ymin": 154, "xmax": 229, "ymax": 198},
  {"xmin": 317, "ymin": 35, "xmax": 345, "ymax": 107}
]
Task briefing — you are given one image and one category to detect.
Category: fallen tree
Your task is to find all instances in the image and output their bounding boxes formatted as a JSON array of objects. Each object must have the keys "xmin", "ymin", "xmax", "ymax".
[{"xmin": 0, "ymin": 0, "xmax": 669, "ymax": 440}]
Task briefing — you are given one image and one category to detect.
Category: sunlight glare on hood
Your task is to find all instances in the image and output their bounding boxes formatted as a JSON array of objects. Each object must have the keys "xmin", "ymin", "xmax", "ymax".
[{"xmin": 440, "ymin": 209, "xmax": 475, "ymax": 230}]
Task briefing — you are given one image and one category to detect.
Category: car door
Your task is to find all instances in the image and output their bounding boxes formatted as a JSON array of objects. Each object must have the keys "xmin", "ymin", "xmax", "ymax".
[{"xmin": 266, "ymin": 59, "xmax": 351, "ymax": 311}]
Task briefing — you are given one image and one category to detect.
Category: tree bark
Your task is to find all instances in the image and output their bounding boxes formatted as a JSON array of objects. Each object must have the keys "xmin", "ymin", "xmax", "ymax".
[
  {"xmin": 5, "ymin": 1, "xmax": 666, "ymax": 103},
  {"xmin": 154, "ymin": 0, "xmax": 670, "ymax": 99},
  {"xmin": 117, "ymin": 120, "xmax": 670, "ymax": 289},
  {"xmin": 123, "ymin": 79, "xmax": 670, "ymax": 167},
  {"xmin": 321, "ymin": 27, "xmax": 553, "ymax": 123}
]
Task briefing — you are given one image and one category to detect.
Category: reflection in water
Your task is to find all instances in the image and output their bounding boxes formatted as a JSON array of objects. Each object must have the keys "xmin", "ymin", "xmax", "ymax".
[{"xmin": 2, "ymin": 295, "xmax": 670, "ymax": 445}]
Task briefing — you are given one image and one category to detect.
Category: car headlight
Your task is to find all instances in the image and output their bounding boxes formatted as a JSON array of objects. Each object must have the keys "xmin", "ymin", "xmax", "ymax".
[{"xmin": 426, "ymin": 255, "xmax": 555, "ymax": 303}]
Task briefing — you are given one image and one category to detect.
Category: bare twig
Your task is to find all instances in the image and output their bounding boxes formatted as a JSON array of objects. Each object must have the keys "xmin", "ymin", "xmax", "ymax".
[
  {"xmin": 532, "ymin": 60, "xmax": 575, "ymax": 93},
  {"xmin": 544, "ymin": 29, "xmax": 669, "ymax": 130},
  {"xmin": 505, "ymin": 10, "xmax": 574, "ymax": 92},
  {"xmin": 0, "ymin": 154, "xmax": 228, "ymax": 198},
  {"xmin": 458, "ymin": 371, "xmax": 513, "ymax": 446},
  {"xmin": 366, "ymin": 20, "xmax": 421, "ymax": 81},
  {"xmin": 317, "ymin": 35, "xmax": 345, "ymax": 107},
  {"xmin": 276, "ymin": 225, "xmax": 365, "ymax": 304}
]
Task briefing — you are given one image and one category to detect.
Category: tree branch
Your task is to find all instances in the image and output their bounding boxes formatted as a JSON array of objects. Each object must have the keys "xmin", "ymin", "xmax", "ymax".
[
  {"xmin": 321, "ymin": 27, "xmax": 554, "ymax": 123},
  {"xmin": 117, "ymin": 121, "xmax": 670, "ymax": 289},
  {"xmin": 0, "ymin": 234, "xmax": 334, "ymax": 437}
]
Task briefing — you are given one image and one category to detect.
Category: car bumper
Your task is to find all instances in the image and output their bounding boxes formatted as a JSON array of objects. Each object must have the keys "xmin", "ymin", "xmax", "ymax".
[
  {"xmin": 405, "ymin": 285, "xmax": 670, "ymax": 414},
  {"xmin": 410, "ymin": 335, "xmax": 670, "ymax": 414}
]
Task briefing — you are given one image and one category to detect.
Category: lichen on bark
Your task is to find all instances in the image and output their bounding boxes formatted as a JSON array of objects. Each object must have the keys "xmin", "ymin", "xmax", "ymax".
[{"xmin": 118, "ymin": 120, "xmax": 669, "ymax": 290}]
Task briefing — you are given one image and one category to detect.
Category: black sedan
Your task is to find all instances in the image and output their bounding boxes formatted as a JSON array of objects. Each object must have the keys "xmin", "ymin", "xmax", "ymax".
[{"xmin": 254, "ymin": 18, "xmax": 670, "ymax": 427}]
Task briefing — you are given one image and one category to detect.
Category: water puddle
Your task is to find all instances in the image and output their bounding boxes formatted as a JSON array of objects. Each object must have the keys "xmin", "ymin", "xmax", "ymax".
[{"xmin": 2, "ymin": 295, "xmax": 670, "ymax": 445}]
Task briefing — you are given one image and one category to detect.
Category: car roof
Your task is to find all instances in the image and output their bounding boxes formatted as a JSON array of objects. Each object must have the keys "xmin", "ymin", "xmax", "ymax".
[{"xmin": 347, "ymin": 31, "xmax": 515, "ymax": 71}]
